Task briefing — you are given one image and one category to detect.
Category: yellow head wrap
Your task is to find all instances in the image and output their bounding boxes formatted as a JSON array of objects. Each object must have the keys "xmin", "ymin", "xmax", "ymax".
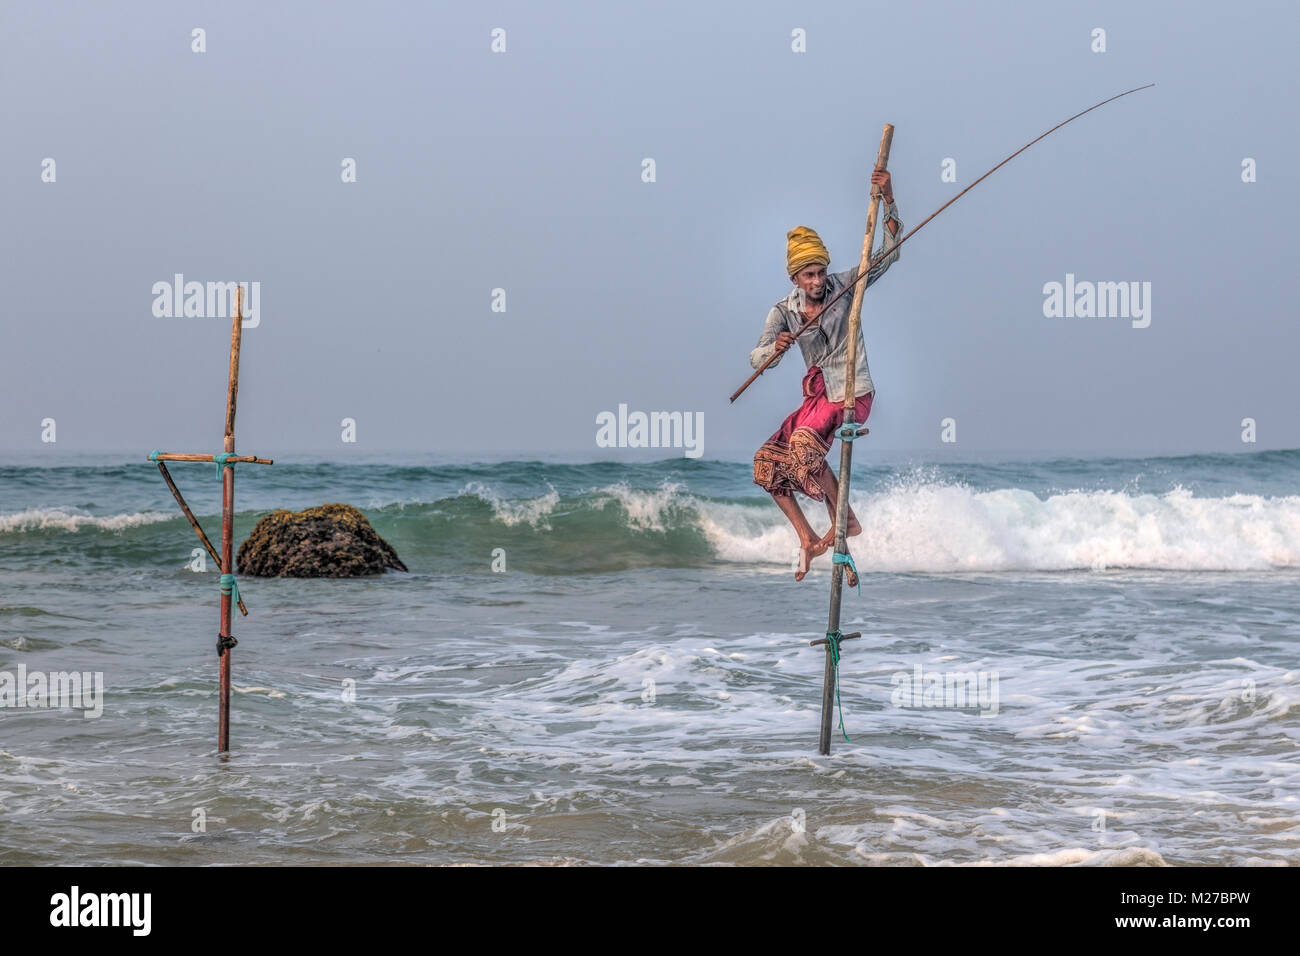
[{"xmin": 786, "ymin": 225, "xmax": 830, "ymax": 278}]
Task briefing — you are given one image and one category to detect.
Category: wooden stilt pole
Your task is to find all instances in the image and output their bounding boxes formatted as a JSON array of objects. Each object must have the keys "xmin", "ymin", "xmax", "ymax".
[
  {"xmin": 147, "ymin": 285, "xmax": 272, "ymax": 755},
  {"xmin": 217, "ymin": 285, "xmax": 244, "ymax": 754},
  {"xmin": 819, "ymin": 125, "xmax": 893, "ymax": 756}
]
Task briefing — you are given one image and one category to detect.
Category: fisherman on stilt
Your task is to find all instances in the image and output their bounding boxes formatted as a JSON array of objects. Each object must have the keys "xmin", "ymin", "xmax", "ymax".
[{"xmin": 750, "ymin": 168, "xmax": 902, "ymax": 583}]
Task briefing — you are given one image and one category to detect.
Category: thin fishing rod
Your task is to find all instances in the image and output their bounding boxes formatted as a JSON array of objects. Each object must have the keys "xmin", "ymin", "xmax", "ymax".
[{"xmin": 730, "ymin": 83, "xmax": 1155, "ymax": 403}]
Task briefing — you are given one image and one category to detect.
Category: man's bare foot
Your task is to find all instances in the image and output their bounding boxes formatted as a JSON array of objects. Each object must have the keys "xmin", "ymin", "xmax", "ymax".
[
  {"xmin": 794, "ymin": 541, "xmax": 812, "ymax": 581},
  {"xmin": 795, "ymin": 536, "xmax": 832, "ymax": 581},
  {"xmin": 816, "ymin": 518, "xmax": 861, "ymax": 549}
]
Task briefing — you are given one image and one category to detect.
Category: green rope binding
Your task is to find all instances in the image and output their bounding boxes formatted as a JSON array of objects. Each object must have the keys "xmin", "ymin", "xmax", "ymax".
[
  {"xmin": 826, "ymin": 630, "xmax": 851, "ymax": 743},
  {"xmin": 219, "ymin": 573, "xmax": 239, "ymax": 605},
  {"xmin": 148, "ymin": 450, "xmax": 162, "ymax": 461},
  {"xmin": 832, "ymin": 551, "xmax": 861, "ymax": 596}
]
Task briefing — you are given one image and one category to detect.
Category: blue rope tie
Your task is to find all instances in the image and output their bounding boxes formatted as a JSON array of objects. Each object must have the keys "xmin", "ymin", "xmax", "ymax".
[
  {"xmin": 212, "ymin": 452, "xmax": 236, "ymax": 477},
  {"xmin": 826, "ymin": 631, "xmax": 851, "ymax": 743},
  {"xmin": 146, "ymin": 451, "xmax": 237, "ymax": 475},
  {"xmin": 832, "ymin": 551, "xmax": 861, "ymax": 596},
  {"xmin": 836, "ymin": 418, "xmax": 867, "ymax": 441},
  {"xmin": 219, "ymin": 573, "xmax": 239, "ymax": 605}
]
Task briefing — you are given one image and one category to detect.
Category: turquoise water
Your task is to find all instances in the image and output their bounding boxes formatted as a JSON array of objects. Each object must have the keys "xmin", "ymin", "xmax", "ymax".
[{"xmin": 1, "ymin": 450, "xmax": 1297, "ymax": 864}]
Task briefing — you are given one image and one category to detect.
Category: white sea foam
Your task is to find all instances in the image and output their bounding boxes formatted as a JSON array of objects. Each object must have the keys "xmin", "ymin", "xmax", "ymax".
[
  {"xmin": 0, "ymin": 507, "xmax": 175, "ymax": 533},
  {"xmin": 591, "ymin": 480, "xmax": 688, "ymax": 532},
  {"xmin": 460, "ymin": 481, "xmax": 560, "ymax": 528},
  {"xmin": 700, "ymin": 482, "xmax": 1300, "ymax": 572}
]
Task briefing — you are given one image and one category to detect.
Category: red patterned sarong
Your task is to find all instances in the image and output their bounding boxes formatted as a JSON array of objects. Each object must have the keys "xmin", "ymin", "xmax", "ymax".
[{"xmin": 752, "ymin": 366, "xmax": 873, "ymax": 500}]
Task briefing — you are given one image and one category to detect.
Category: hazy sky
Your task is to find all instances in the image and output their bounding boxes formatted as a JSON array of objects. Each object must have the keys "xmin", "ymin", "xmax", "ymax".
[{"xmin": 3, "ymin": 0, "xmax": 1295, "ymax": 460}]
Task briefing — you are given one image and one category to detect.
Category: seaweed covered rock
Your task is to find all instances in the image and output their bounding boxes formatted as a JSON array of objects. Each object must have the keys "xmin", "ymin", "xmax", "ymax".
[{"xmin": 237, "ymin": 503, "xmax": 407, "ymax": 577}]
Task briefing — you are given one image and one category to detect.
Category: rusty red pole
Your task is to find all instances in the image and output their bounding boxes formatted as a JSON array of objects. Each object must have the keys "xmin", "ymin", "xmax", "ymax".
[
  {"xmin": 217, "ymin": 286, "xmax": 244, "ymax": 753},
  {"xmin": 218, "ymin": 450, "xmax": 234, "ymax": 752},
  {"xmin": 148, "ymin": 287, "xmax": 272, "ymax": 755}
]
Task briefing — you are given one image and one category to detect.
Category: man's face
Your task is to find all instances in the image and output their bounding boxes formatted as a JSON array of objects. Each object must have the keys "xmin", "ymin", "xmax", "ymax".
[{"xmin": 792, "ymin": 263, "xmax": 828, "ymax": 302}]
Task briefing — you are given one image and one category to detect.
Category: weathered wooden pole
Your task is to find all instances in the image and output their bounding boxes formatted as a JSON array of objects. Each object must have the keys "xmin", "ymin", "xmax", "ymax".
[
  {"xmin": 819, "ymin": 125, "xmax": 893, "ymax": 756},
  {"xmin": 150, "ymin": 452, "xmax": 271, "ymax": 465},
  {"xmin": 216, "ymin": 285, "xmax": 244, "ymax": 753},
  {"xmin": 146, "ymin": 285, "xmax": 272, "ymax": 754}
]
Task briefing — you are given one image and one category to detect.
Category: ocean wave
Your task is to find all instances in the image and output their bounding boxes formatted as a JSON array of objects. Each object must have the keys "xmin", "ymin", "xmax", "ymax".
[
  {"xmin": 9, "ymin": 478, "xmax": 1300, "ymax": 573},
  {"xmin": 459, "ymin": 481, "xmax": 561, "ymax": 529},
  {"xmin": 691, "ymin": 480, "xmax": 1300, "ymax": 573},
  {"xmin": 823, "ymin": 483, "xmax": 1300, "ymax": 573},
  {"xmin": 0, "ymin": 507, "xmax": 176, "ymax": 534}
]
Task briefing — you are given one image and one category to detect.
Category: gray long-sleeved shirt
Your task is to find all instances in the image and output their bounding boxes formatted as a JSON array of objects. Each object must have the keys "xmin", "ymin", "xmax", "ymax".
[{"xmin": 749, "ymin": 199, "xmax": 903, "ymax": 403}]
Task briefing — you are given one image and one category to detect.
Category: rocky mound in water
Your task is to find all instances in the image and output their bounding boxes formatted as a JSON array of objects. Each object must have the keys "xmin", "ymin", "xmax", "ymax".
[{"xmin": 237, "ymin": 503, "xmax": 408, "ymax": 577}]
